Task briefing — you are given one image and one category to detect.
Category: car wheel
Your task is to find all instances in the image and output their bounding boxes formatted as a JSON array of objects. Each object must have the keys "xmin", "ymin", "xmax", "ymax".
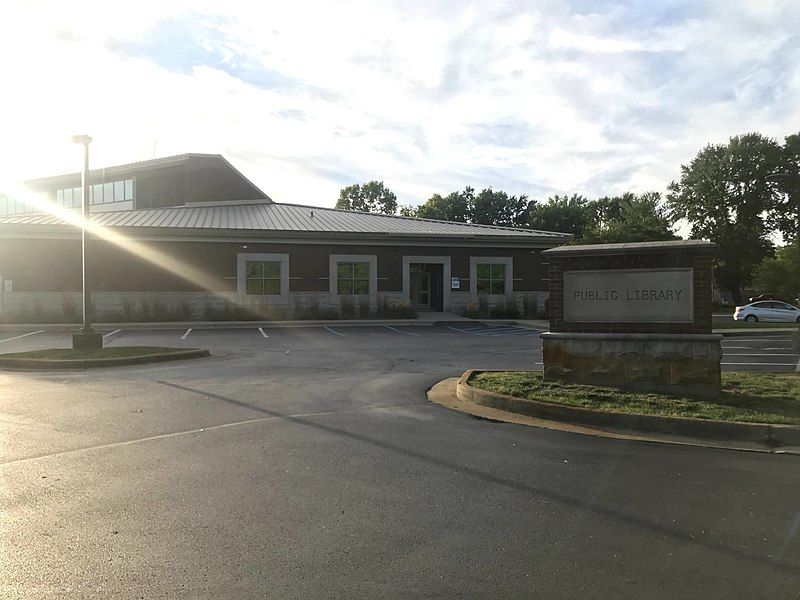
[
  {"xmin": 745, "ymin": 315, "xmax": 758, "ymax": 323},
  {"xmin": 796, "ymin": 316, "xmax": 800, "ymax": 323}
]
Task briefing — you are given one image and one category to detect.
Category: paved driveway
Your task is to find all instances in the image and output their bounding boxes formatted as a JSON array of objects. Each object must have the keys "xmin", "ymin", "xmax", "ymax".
[{"xmin": 1, "ymin": 324, "xmax": 799, "ymax": 598}]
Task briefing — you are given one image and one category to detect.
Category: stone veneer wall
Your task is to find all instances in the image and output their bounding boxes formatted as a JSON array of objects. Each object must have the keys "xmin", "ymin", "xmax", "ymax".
[
  {"xmin": 541, "ymin": 332, "xmax": 722, "ymax": 397},
  {"xmin": 547, "ymin": 246, "xmax": 713, "ymax": 335}
]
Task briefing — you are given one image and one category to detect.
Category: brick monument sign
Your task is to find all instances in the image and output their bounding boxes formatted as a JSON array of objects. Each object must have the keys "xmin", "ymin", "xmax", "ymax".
[{"xmin": 540, "ymin": 240, "xmax": 721, "ymax": 397}]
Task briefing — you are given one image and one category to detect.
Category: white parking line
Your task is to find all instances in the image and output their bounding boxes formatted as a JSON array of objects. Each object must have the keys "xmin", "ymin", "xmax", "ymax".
[
  {"xmin": 103, "ymin": 329, "xmax": 122, "ymax": 340},
  {"xmin": 723, "ymin": 338, "xmax": 792, "ymax": 343},
  {"xmin": 0, "ymin": 330, "xmax": 45, "ymax": 343},
  {"xmin": 324, "ymin": 325, "xmax": 346, "ymax": 337},
  {"xmin": 181, "ymin": 328, "xmax": 192, "ymax": 340},
  {"xmin": 485, "ymin": 329, "xmax": 539, "ymax": 336},
  {"xmin": 721, "ymin": 362, "xmax": 798, "ymax": 366},
  {"xmin": 723, "ymin": 353, "xmax": 799, "ymax": 356},
  {"xmin": 258, "ymin": 327, "xmax": 269, "ymax": 338},
  {"xmin": 384, "ymin": 325, "xmax": 419, "ymax": 336},
  {"xmin": 447, "ymin": 326, "xmax": 484, "ymax": 335}
]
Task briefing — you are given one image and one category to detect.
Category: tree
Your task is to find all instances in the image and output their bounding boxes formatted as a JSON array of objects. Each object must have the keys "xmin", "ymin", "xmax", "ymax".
[
  {"xmin": 753, "ymin": 242, "xmax": 800, "ymax": 304},
  {"xmin": 582, "ymin": 192, "xmax": 677, "ymax": 244},
  {"xmin": 471, "ymin": 188, "xmax": 531, "ymax": 227},
  {"xmin": 666, "ymin": 133, "xmax": 783, "ymax": 302},
  {"xmin": 336, "ymin": 181, "xmax": 397, "ymax": 215},
  {"xmin": 770, "ymin": 133, "xmax": 800, "ymax": 244},
  {"xmin": 526, "ymin": 194, "xmax": 591, "ymax": 239},
  {"xmin": 414, "ymin": 188, "xmax": 474, "ymax": 222}
]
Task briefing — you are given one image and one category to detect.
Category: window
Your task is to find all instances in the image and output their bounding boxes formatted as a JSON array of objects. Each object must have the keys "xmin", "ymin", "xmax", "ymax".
[
  {"xmin": 59, "ymin": 179, "xmax": 133, "ymax": 207},
  {"xmin": 337, "ymin": 262, "xmax": 369, "ymax": 295},
  {"xmin": 244, "ymin": 260, "xmax": 281, "ymax": 295},
  {"xmin": 476, "ymin": 263, "xmax": 505, "ymax": 294},
  {"xmin": 114, "ymin": 180, "xmax": 125, "ymax": 201}
]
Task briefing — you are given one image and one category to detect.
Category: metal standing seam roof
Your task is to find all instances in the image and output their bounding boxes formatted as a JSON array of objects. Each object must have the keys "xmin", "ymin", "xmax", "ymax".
[{"xmin": 0, "ymin": 201, "xmax": 572, "ymax": 240}]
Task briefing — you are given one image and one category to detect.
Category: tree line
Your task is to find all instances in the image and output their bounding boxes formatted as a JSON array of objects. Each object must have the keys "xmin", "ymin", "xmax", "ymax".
[
  {"xmin": 337, "ymin": 185, "xmax": 676, "ymax": 244},
  {"xmin": 336, "ymin": 132, "xmax": 800, "ymax": 302}
]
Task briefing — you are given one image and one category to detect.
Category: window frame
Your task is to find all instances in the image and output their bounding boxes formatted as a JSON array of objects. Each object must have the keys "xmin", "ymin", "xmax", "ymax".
[
  {"xmin": 237, "ymin": 253, "xmax": 290, "ymax": 300},
  {"xmin": 469, "ymin": 256, "xmax": 513, "ymax": 297},
  {"xmin": 244, "ymin": 260, "xmax": 282, "ymax": 296},
  {"xmin": 329, "ymin": 254, "xmax": 377, "ymax": 298}
]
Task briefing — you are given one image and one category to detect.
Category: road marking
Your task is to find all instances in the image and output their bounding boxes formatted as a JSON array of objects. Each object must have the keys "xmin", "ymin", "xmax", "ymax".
[
  {"xmin": 723, "ymin": 353, "xmax": 799, "ymax": 356},
  {"xmin": 721, "ymin": 362, "xmax": 798, "ymax": 366},
  {"xmin": 0, "ymin": 330, "xmax": 45, "ymax": 343},
  {"xmin": 722, "ymin": 337, "xmax": 792, "ymax": 342},
  {"xmin": 103, "ymin": 329, "xmax": 122, "ymax": 340},
  {"xmin": 384, "ymin": 325, "xmax": 419, "ymax": 336},
  {"xmin": 181, "ymin": 328, "xmax": 192, "ymax": 340},
  {"xmin": 324, "ymin": 325, "xmax": 345, "ymax": 337},
  {"xmin": 447, "ymin": 326, "xmax": 484, "ymax": 335},
  {"xmin": 258, "ymin": 327, "xmax": 269, "ymax": 338},
  {"xmin": 485, "ymin": 329, "xmax": 538, "ymax": 336}
]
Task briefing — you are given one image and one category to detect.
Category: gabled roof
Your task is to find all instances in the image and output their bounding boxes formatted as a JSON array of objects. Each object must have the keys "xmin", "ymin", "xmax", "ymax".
[
  {"xmin": 0, "ymin": 200, "xmax": 571, "ymax": 244},
  {"xmin": 24, "ymin": 153, "xmax": 270, "ymax": 201}
]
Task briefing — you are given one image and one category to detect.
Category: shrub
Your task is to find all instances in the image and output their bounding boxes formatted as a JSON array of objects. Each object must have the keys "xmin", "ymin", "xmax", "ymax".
[
  {"xmin": 358, "ymin": 299, "xmax": 371, "ymax": 318},
  {"xmin": 62, "ymin": 295, "xmax": 80, "ymax": 323},
  {"xmin": 490, "ymin": 297, "xmax": 519, "ymax": 319},
  {"xmin": 462, "ymin": 295, "xmax": 489, "ymax": 318},
  {"xmin": 523, "ymin": 295, "xmax": 540, "ymax": 318},
  {"xmin": 294, "ymin": 298, "xmax": 339, "ymax": 320},
  {"xmin": 376, "ymin": 296, "xmax": 417, "ymax": 318},
  {"xmin": 340, "ymin": 297, "xmax": 355, "ymax": 318}
]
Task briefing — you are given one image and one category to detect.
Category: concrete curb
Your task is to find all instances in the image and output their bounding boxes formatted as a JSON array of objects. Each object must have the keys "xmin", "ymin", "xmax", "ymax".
[
  {"xmin": 0, "ymin": 348, "xmax": 210, "ymax": 371},
  {"xmin": 456, "ymin": 370, "xmax": 800, "ymax": 449}
]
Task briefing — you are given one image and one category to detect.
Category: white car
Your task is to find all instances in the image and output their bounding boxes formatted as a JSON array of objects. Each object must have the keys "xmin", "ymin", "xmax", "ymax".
[{"xmin": 733, "ymin": 301, "xmax": 800, "ymax": 323}]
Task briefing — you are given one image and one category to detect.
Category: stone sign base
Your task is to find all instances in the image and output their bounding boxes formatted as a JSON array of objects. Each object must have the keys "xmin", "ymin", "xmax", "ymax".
[{"xmin": 541, "ymin": 332, "xmax": 722, "ymax": 398}]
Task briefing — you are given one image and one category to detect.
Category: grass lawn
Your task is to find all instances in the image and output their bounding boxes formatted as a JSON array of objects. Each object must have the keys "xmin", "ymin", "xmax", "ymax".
[
  {"xmin": 0, "ymin": 346, "xmax": 194, "ymax": 360},
  {"xmin": 713, "ymin": 321, "xmax": 799, "ymax": 329},
  {"xmin": 469, "ymin": 371, "xmax": 800, "ymax": 425}
]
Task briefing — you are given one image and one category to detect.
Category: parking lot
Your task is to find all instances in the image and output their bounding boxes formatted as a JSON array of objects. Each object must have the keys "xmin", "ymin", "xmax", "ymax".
[
  {"xmin": 0, "ymin": 323, "xmax": 797, "ymax": 372},
  {"xmin": 1, "ymin": 322, "xmax": 799, "ymax": 598}
]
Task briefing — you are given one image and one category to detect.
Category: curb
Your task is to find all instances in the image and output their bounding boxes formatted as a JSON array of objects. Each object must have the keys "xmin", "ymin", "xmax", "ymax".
[
  {"xmin": 0, "ymin": 349, "xmax": 210, "ymax": 371},
  {"xmin": 456, "ymin": 370, "xmax": 800, "ymax": 449}
]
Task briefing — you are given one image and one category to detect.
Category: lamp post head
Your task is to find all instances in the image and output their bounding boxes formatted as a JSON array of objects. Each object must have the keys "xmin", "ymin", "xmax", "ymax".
[{"xmin": 71, "ymin": 135, "xmax": 92, "ymax": 145}]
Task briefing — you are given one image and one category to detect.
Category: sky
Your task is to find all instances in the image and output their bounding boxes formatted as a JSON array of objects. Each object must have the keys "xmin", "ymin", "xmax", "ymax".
[{"xmin": 1, "ymin": 0, "xmax": 799, "ymax": 209}]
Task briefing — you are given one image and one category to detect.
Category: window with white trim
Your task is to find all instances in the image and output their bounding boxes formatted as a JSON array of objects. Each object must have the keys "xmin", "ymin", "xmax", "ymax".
[
  {"xmin": 337, "ymin": 262, "xmax": 370, "ymax": 295},
  {"xmin": 476, "ymin": 263, "xmax": 506, "ymax": 294},
  {"xmin": 244, "ymin": 260, "xmax": 281, "ymax": 295}
]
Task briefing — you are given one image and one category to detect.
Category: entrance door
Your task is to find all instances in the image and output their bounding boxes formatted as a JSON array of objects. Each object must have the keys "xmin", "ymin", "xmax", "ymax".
[{"xmin": 410, "ymin": 269, "xmax": 432, "ymax": 309}]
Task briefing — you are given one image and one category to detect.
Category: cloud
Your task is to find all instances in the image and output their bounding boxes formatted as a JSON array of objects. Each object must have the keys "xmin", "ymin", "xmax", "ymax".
[{"xmin": 0, "ymin": 0, "xmax": 798, "ymax": 209}]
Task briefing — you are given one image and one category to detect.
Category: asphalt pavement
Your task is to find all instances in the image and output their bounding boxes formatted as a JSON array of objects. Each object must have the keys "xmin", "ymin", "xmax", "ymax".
[{"xmin": 1, "ymin": 323, "xmax": 799, "ymax": 598}]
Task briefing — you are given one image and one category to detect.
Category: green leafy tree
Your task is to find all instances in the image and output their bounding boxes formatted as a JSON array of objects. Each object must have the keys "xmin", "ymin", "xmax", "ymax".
[
  {"xmin": 770, "ymin": 133, "xmax": 800, "ymax": 243},
  {"xmin": 753, "ymin": 242, "xmax": 800, "ymax": 305},
  {"xmin": 398, "ymin": 205, "xmax": 418, "ymax": 217},
  {"xmin": 414, "ymin": 188, "xmax": 474, "ymax": 222},
  {"xmin": 667, "ymin": 133, "xmax": 783, "ymax": 302},
  {"xmin": 526, "ymin": 194, "xmax": 591, "ymax": 239},
  {"xmin": 336, "ymin": 181, "xmax": 398, "ymax": 215},
  {"xmin": 582, "ymin": 192, "xmax": 677, "ymax": 244},
  {"xmin": 471, "ymin": 188, "xmax": 531, "ymax": 227}
]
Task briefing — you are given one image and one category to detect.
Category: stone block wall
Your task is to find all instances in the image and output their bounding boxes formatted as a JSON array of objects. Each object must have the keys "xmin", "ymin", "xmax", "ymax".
[{"xmin": 541, "ymin": 332, "xmax": 723, "ymax": 397}]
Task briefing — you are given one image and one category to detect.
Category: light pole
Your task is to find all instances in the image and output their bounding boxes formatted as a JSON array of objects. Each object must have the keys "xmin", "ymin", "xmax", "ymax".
[{"xmin": 71, "ymin": 135, "xmax": 102, "ymax": 350}]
